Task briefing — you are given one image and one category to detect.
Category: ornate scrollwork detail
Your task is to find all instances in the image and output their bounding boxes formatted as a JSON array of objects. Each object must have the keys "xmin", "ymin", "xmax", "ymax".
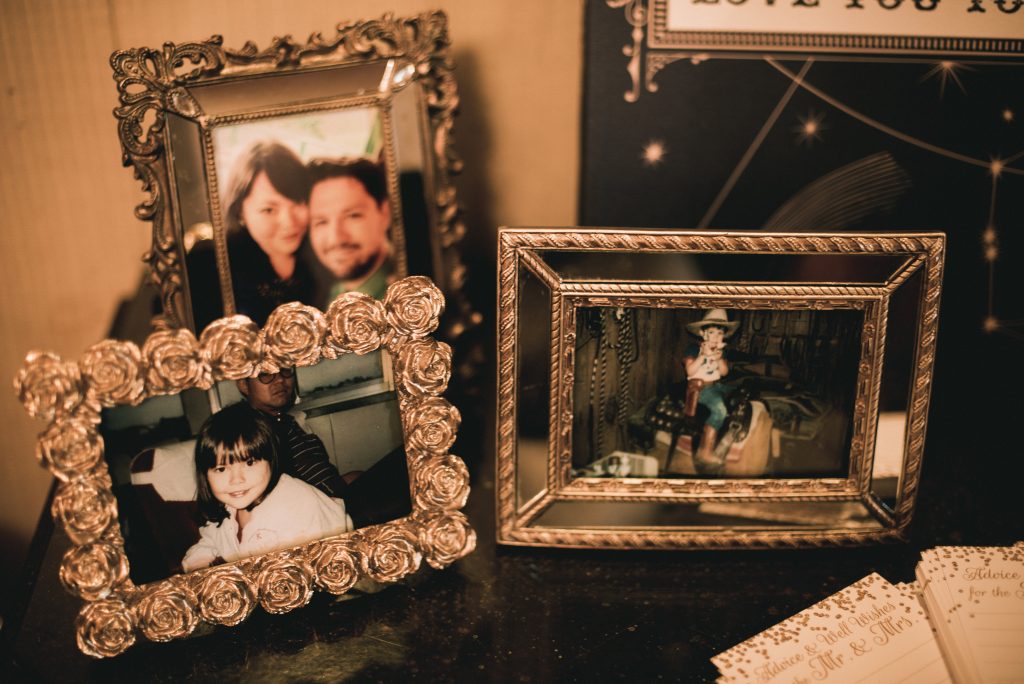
[
  {"xmin": 111, "ymin": 39, "xmax": 225, "ymax": 329},
  {"xmin": 110, "ymin": 12, "xmax": 478, "ymax": 342},
  {"xmin": 110, "ymin": 38, "xmax": 223, "ymax": 159},
  {"xmin": 607, "ymin": 0, "xmax": 648, "ymax": 102}
]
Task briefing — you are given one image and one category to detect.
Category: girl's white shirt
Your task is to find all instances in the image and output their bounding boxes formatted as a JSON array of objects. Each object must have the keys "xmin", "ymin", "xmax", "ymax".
[{"xmin": 182, "ymin": 473, "xmax": 353, "ymax": 571}]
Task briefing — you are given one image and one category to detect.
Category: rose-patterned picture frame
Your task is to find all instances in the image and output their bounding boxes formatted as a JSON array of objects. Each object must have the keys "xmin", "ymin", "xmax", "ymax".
[{"xmin": 14, "ymin": 276, "xmax": 475, "ymax": 657}]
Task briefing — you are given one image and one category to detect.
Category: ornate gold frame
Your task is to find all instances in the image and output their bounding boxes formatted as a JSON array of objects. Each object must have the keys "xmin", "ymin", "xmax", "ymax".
[
  {"xmin": 111, "ymin": 11, "xmax": 477, "ymax": 340},
  {"xmin": 496, "ymin": 228, "xmax": 945, "ymax": 549},
  {"xmin": 14, "ymin": 277, "xmax": 475, "ymax": 657}
]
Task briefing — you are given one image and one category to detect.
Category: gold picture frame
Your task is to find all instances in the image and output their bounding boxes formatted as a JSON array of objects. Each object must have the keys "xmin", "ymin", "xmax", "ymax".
[
  {"xmin": 111, "ymin": 11, "xmax": 478, "ymax": 340},
  {"xmin": 496, "ymin": 227, "xmax": 944, "ymax": 549},
  {"xmin": 14, "ymin": 277, "xmax": 475, "ymax": 657}
]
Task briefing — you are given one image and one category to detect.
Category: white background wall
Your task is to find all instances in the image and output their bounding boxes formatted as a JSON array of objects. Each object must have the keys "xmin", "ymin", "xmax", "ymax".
[{"xmin": 0, "ymin": 0, "xmax": 582, "ymax": 616}]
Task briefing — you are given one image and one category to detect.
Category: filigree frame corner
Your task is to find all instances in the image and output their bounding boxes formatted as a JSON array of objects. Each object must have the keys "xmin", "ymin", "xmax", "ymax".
[
  {"xmin": 110, "ymin": 11, "xmax": 477, "ymax": 342},
  {"xmin": 495, "ymin": 227, "xmax": 945, "ymax": 550},
  {"xmin": 14, "ymin": 276, "xmax": 475, "ymax": 658}
]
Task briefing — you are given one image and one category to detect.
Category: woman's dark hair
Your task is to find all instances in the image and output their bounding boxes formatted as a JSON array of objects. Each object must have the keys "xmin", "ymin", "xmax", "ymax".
[
  {"xmin": 307, "ymin": 156, "xmax": 388, "ymax": 206},
  {"xmin": 194, "ymin": 402, "xmax": 281, "ymax": 525},
  {"xmin": 224, "ymin": 141, "xmax": 311, "ymax": 235}
]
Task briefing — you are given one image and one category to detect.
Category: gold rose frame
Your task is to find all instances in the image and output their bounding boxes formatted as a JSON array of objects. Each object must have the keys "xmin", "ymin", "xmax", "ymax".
[
  {"xmin": 496, "ymin": 228, "xmax": 945, "ymax": 549},
  {"xmin": 14, "ymin": 276, "xmax": 475, "ymax": 657}
]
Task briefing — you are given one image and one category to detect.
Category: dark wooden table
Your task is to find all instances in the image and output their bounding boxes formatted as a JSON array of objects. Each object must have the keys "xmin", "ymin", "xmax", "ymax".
[{"xmin": 3, "ymin": 299, "xmax": 1021, "ymax": 683}]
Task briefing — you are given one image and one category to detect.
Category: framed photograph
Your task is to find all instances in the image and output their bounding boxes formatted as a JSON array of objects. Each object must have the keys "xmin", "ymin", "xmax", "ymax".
[
  {"xmin": 111, "ymin": 11, "xmax": 477, "ymax": 341},
  {"xmin": 15, "ymin": 277, "xmax": 475, "ymax": 657},
  {"xmin": 496, "ymin": 228, "xmax": 945, "ymax": 549}
]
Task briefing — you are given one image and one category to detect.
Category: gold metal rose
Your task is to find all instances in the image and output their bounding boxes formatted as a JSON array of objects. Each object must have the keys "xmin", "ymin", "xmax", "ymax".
[
  {"xmin": 416, "ymin": 510, "xmax": 477, "ymax": 569},
  {"xmin": 311, "ymin": 538, "xmax": 363, "ymax": 595},
  {"xmin": 191, "ymin": 565, "xmax": 257, "ymax": 626},
  {"xmin": 131, "ymin": 578, "xmax": 199, "ymax": 642},
  {"xmin": 199, "ymin": 315, "xmax": 263, "ymax": 380},
  {"xmin": 14, "ymin": 351, "xmax": 84, "ymax": 421},
  {"xmin": 412, "ymin": 454, "xmax": 471, "ymax": 511},
  {"xmin": 59, "ymin": 541, "xmax": 130, "ymax": 601},
  {"xmin": 51, "ymin": 479, "xmax": 118, "ymax": 545},
  {"xmin": 142, "ymin": 329, "xmax": 212, "ymax": 394},
  {"xmin": 323, "ymin": 292, "xmax": 390, "ymax": 357},
  {"xmin": 36, "ymin": 418, "xmax": 104, "ymax": 482},
  {"xmin": 356, "ymin": 522, "xmax": 422, "ymax": 583},
  {"xmin": 76, "ymin": 598, "xmax": 136, "ymax": 659},
  {"xmin": 79, "ymin": 339, "xmax": 145, "ymax": 407},
  {"xmin": 254, "ymin": 551, "xmax": 315, "ymax": 614},
  {"xmin": 397, "ymin": 338, "xmax": 452, "ymax": 397},
  {"xmin": 383, "ymin": 276, "xmax": 445, "ymax": 340},
  {"xmin": 261, "ymin": 303, "xmax": 325, "ymax": 371},
  {"xmin": 404, "ymin": 396, "xmax": 461, "ymax": 454},
  {"xmin": 72, "ymin": 397, "xmax": 103, "ymax": 426}
]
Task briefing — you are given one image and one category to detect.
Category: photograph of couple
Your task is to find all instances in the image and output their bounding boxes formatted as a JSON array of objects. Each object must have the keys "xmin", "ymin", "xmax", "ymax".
[{"xmin": 187, "ymin": 106, "xmax": 399, "ymax": 331}]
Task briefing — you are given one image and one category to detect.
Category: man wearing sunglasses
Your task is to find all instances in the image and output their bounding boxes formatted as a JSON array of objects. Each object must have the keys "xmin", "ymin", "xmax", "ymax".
[{"xmin": 236, "ymin": 367, "xmax": 348, "ymax": 500}]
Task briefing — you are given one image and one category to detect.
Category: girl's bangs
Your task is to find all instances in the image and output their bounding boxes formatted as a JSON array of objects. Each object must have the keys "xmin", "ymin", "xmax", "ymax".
[{"xmin": 214, "ymin": 435, "xmax": 268, "ymax": 466}]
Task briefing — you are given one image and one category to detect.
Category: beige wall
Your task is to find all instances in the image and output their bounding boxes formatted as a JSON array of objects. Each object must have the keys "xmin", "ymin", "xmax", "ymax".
[{"xmin": 0, "ymin": 0, "xmax": 581, "ymax": 603}]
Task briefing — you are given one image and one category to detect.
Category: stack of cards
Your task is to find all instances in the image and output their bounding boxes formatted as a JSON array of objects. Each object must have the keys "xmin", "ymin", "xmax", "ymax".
[
  {"xmin": 712, "ymin": 573, "xmax": 950, "ymax": 683},
  {"xmin": 916, "ymin": 545, "xmax": 1024, "ymax": 683},
  {"xmin": 712, "ymin": 545, "xmax": 1024, "ymax": 683}
]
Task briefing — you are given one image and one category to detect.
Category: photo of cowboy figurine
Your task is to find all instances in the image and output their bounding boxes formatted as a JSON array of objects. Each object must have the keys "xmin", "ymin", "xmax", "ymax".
[
  {"xmin": 572, "ymin": 304, "xmax": 862, "ymax": 480},
  {"xmin": 682, "ymin": 309, "xmax": 739, "ymax": 472}
]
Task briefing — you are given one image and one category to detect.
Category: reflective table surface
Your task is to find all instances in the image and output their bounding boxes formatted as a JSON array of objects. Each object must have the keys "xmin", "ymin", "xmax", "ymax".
[{"xmin": 4, "ymin": 298, "xmax": 1021, "ymax": 683}]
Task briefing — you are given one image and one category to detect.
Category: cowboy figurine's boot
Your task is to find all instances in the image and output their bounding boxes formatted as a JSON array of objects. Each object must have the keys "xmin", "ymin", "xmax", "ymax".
[{"xmin": 694, "ymin": 424, "xmax": 725, "ymax": 474}]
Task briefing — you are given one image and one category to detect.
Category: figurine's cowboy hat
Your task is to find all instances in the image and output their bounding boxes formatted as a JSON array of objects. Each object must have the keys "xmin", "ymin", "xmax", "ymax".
[{"xmin": 686, "ymin": 309, "xmax": 738, "ymax": 336}]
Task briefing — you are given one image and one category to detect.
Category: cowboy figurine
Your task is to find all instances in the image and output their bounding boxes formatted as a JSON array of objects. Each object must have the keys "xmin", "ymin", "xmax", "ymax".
[{"xmin": 683, "ymin": 309, "xmax": 739, "ymax": 472}]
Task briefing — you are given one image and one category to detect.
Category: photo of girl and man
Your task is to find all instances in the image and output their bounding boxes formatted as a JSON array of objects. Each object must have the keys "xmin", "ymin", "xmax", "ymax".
[
  {"xmin": 101, "ymin": 354, "xmax": 410, "ymax": 584},
  {"xmin": 186, "ymin": 107, "xmax": 398, "ymax": 332}
]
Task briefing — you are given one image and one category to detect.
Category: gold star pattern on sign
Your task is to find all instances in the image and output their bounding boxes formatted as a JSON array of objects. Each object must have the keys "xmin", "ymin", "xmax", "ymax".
[
  {"xmin": 641, "ymin": 140, "xmax": 667, "ymax": 166},
  {"xmin": 794, "ymin": 111, "xmax": 826, "ymax": 146},
  {"xmin": 922, "ymin": 61, "xmax": 970, "ymax": 98}
]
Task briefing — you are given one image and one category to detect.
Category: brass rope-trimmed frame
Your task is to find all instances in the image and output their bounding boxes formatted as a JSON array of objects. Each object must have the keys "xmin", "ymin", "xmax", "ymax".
[
  {"xmin": 496, "ymin": 228, "xmax": 945, "ymax": 550},
  {"xmin": 14, "ymin": 276, "xmax": 475, "ymax": 658}
]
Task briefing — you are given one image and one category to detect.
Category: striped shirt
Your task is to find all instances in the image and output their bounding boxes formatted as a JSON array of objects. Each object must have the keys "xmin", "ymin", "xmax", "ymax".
[{"xmin": 270, "ymin": 413, "xmax": 348, "ymax": 499}]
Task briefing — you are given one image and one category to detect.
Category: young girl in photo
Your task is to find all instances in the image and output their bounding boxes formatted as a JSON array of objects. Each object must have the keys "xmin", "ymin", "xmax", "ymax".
[{"xmin": 182, "ymin": 402, "xmax": 354, "ymax": 572}]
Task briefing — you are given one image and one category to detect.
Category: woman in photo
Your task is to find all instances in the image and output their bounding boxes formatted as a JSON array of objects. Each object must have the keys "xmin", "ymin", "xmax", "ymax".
[
  {"xmin": 181, "ymin": 402, "xmax": 353, "ymax": 572},
  {"xmin": 189, "ymin": 141, "xmax": 316, "ymax": 330},
  {"xmin": 221, "ymin": 141, "xmax": 317, "ymax": 325}
]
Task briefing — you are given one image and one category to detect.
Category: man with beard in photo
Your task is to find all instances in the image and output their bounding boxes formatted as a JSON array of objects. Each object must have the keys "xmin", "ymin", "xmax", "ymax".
[
  {"xmin": 236, "ymin": 367, "xmax": 349, "ymax": 499},
  {"xmin": 307, "ymin": 157, "xmax": 394, "ymax": 304}
]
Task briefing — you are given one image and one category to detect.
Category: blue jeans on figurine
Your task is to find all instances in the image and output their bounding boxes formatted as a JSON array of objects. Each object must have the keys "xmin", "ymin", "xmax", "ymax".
[{"xmin": 699, "ymin": 383, "xmax": 734, "ymax": 432}]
